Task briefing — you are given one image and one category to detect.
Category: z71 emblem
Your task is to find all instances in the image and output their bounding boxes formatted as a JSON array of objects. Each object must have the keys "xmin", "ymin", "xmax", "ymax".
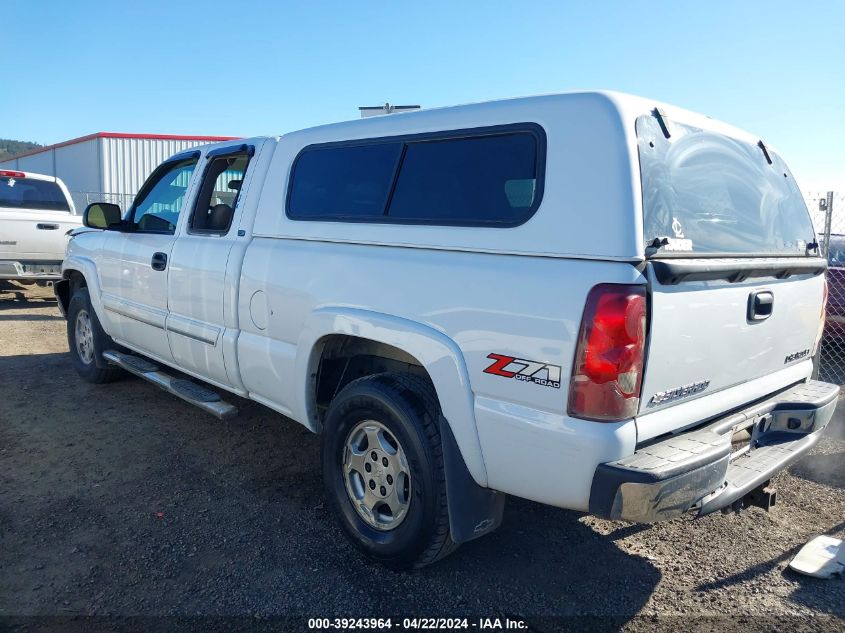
[{"xmin": 484, "ymin": 354, "xmax": 561, "ymax": 389}]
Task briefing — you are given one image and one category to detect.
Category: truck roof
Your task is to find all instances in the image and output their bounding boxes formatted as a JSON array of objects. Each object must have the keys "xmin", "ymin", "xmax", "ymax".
[{"xmin": 282, "ymin": 90, "xmax": 764, "ymax": 150}]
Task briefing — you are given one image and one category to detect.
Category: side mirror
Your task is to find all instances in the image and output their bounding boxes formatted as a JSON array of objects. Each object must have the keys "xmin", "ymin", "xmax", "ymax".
[{"xmin": 83, "ymin": 202, "xmax": 122, "ymax": 229}]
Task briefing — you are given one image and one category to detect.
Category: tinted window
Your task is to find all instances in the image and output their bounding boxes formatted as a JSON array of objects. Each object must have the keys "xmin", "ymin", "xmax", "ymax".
[
  {"xmin": 0, "ymin": 177, "xmax": 70, "ymax": 211},
  {"xmin": 132, "ymin": 159, "xmax": 197, "ymax": 234},
  {"xmin": 286, "ymin": 126, "xmax": 544, "ymax": 226},
  {"xmin": 388, "ymin": 134, "xmax": 537, "ymax": 224},
  {"xmin": 289, "ymin": 143, "xmax": 402, "ymax": 219}
]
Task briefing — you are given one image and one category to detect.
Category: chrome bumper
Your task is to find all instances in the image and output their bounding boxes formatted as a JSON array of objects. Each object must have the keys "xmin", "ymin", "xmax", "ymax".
[{"xmin": 588, "ymin": 380, "xmax": 839, "ymax": 523}]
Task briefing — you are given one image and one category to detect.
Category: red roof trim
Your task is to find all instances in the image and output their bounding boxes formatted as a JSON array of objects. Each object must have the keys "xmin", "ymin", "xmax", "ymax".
[{"xmin": 2, "ymin": 132, "xmax": 240, "ymax": 161}]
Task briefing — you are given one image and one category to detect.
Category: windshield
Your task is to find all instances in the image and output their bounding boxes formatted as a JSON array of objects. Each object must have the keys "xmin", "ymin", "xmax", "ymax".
[
  {"xmin": 637, "ymin": 115, "xmax": 815, "ymax": 256},
  {"xmin": 0, "ymin": 176, "xmax": 70, "ymax": 211}
]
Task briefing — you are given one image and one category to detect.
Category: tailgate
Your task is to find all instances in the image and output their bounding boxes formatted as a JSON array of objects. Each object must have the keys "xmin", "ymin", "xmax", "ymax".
[
  {"xmin": 0, "ymin": 209, "xmax": 81, "ymax": 260},
  {"xmin": 634, "ymin": 108, "xmax": 825, "ymax": 434},
  {"xmin": 640, "ymin": 269, "xmax": 824, "ymax": 419}
]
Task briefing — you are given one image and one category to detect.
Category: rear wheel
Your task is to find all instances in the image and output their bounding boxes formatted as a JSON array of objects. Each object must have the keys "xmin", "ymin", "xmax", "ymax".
[
  {"xmin": 321, "ymin": 373, "xmax": 457, "ymax": 569},
  {"xmin": 67, "ymin": 286, "xmax": 122, "ymax": 383}
]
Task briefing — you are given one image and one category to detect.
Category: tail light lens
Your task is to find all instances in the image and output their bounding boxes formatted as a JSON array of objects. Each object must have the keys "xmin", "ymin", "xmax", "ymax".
[{"xmin": 568, "ymin": 284, "xmax": 647, "ymax": 421}]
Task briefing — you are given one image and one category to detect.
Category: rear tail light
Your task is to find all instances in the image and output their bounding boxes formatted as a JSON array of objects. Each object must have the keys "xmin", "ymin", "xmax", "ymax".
[
  {"xmin": 568, "ymin": 284, "xmax": 647, "ymax": 421},
  {"xmin": 0, "ymin": 170, "xmax": 25, "ymax": 178}
]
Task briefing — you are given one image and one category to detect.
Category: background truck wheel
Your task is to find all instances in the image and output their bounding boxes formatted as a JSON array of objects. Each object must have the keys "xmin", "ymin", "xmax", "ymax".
[
  {"xmin": 321, "ymin": 372, "xmax": 458, "ymax": 569},
  {"xmin": 66, "ymin": 287, "xmax": 122, "ymax": 384}
]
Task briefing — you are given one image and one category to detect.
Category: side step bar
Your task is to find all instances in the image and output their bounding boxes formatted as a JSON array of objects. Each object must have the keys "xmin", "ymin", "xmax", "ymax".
[{"xmin": 102, "ymin": 350, "xmax": 238, "ymax": 420}]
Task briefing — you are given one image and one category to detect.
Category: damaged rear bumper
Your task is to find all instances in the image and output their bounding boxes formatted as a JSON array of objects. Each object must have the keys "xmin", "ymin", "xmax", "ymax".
[{"xmin": 588, "ymin": 380, "xmax": 839, "ymax": 523}]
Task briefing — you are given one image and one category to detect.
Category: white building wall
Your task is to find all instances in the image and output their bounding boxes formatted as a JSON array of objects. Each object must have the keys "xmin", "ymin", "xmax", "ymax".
[
  {"xmin": 99, "ymin": 137, "xmax": 216, "ymax": 196},
  {"xmin": 10, "ymin": 150, "xmax": 53, "ymax": 175},
  {"xmin": 53, "ymin": 139, "xmax": 101, "ymax": 193}
]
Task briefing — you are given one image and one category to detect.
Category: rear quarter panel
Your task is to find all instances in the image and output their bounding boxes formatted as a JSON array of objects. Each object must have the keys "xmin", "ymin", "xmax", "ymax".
[{"xmin": 237, "ymin": 237, "xmax": 643, "ymax": 501}]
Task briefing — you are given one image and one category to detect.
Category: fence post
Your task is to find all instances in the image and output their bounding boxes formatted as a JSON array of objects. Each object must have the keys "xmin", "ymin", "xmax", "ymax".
[
  {"xmin": 822, "ymin": 191, "xmax": 834, "ymax": 257},
  {"xmin": 813, "ymin": 192, "xmax": 835, "ymax": 380}
]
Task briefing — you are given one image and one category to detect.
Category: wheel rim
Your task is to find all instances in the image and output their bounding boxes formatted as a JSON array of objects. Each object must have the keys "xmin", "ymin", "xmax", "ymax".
[
  {"xmin": 74, "ymin": 309, "xmax": 95, "ymax": 365},
  {"xmin": 343, "ymin": 420, "xmax": 411, "ymax": 531}
]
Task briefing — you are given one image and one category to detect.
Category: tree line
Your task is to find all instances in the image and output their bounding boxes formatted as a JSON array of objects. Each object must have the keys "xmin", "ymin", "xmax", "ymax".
[{"xmin": 0, "ymin": 139, "xmax": 43, "ymax": 161}]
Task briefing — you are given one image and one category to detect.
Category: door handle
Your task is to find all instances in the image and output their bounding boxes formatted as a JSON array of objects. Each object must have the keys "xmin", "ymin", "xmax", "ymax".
[
  {"xmin": 37, "ymin": 223, "xmax": 59, "ymax": 230},
  {"xmin": 748, "ymin": 290, "xmax": 774, "ymax": 321},
  {"xmin": 151, "ymin": 252, "xmax": 168, "ymax": 271}
]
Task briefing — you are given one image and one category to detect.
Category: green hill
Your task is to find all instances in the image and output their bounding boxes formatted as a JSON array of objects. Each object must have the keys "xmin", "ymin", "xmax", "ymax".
[{"xmin": 0, "ymin": 139, "xmax": 43, "ymax": 161}]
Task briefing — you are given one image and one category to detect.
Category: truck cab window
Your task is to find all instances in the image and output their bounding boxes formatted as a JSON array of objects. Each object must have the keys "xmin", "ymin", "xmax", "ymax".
[
  {"xmin": 132, "ymin": 159, "xmax": 198, "ymax": 234},
  {"xmin": 190, "ymin": 153, "xmax": 251, "ymax": 233}
]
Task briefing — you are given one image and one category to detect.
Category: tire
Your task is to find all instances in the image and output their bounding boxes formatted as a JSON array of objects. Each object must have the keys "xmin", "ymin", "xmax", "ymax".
[
  {"xmin": 66, "ymin": 286, "xmax": 122, "ymax": 383},
  {"xmin": 321, "ymin": 372, "xmax": 458, "ymax": 569}
]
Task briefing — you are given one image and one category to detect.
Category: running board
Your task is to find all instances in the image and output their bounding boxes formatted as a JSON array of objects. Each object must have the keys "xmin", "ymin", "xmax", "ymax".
[{"xmin": 102, "ymin": 349, "xmax": 238, "ymax": 420}]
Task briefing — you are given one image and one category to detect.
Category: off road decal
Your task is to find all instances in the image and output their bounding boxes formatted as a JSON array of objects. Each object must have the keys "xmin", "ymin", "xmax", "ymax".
[{"xmin": 483, "ymin": 354, "xmax": 561, "ymax": 389}]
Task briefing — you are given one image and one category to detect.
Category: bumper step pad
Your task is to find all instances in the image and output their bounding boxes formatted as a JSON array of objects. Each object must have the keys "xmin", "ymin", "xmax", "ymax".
[
  {"xmin": 102, "ymin": 349, "xmax": 237, "ymax": 420},
  {"xmin": 590, "ymin": 380, "xmax": 839, "ymax": 522}
]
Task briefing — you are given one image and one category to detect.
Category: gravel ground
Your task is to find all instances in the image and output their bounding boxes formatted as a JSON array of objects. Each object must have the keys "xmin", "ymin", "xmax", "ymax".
[{"xmin": 1, "ymin": 283, "xmax": 844, "ymax": 631}]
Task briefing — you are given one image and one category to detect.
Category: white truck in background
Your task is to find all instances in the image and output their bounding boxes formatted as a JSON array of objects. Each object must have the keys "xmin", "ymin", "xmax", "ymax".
[
  {"xmin": 55, "ymin": 92, "xmax": 837, "ymax": 569},
  {"xmin": 0, "ymin": 170, "xmax": 80, "ymax": 284}
]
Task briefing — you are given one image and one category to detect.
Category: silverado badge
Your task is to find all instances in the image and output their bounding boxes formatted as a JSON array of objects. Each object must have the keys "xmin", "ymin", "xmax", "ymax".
[{"xmin": 649, "ymin": 380, "xmax": 710, "ymax": 406}]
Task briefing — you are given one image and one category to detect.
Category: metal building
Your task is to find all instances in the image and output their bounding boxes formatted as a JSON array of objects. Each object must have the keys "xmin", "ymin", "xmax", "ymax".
[{"xmin": 0, "ymin": 132, "xmax": 237, "ymax": 213}]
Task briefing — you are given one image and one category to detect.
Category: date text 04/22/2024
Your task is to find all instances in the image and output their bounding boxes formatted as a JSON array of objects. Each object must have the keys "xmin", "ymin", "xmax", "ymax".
[{"xmin": 307, "ymin": 617, "xmax": 528, "ymax": 630}]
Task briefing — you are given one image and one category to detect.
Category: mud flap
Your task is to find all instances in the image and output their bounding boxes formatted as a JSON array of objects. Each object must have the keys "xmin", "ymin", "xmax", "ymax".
[
  {"xmin": 440, "ymin": 418, "xmax": 505, "ymax": 543},
  {"xmin": 53, "ymin": 278, "xmax": 70, "ymax": 317}
]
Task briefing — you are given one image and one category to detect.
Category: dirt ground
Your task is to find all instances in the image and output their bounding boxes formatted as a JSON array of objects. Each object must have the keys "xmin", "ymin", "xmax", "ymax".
[{"xmin": 1, "ymin": 283, "xmax": 844, "ymax": 631}]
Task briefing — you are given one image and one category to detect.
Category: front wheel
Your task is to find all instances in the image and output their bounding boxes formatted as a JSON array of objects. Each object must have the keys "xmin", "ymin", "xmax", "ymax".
[
  {"xmin": 67, "ymin": 286, "xmax": 122, "ymax": 383},
  {"xmin": 321, "ymin": 373, "xmax": 457, "ymax": 569}
]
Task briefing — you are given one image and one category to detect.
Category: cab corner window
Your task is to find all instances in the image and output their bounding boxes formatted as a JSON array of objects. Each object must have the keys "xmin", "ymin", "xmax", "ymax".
[
  {"xmin": 190, "ymin": 152, "xmax": 251, "ymax": 234},
  {"xmin": 132, "ymin": 158, "xmax": 198, "ymax": 234}
]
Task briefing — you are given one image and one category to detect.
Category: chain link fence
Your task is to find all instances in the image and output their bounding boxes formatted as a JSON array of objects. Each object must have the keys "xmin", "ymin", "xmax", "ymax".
[
  {"xmin": 69, "ymin": 191, "xmax": 135, "ymax": 216},
  {"xmin": 807, "ymin": 191, "xmax": 845, "ymax": 385}
]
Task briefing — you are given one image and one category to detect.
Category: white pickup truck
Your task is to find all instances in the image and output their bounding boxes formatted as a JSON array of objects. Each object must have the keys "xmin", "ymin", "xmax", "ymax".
[
  {"xmin": 0, "ymin": 170, "xmax": 80, "ymax": 283},
  {"xmin": 56, "ymin": 91, "xmax": 838, "ymax": 569}
]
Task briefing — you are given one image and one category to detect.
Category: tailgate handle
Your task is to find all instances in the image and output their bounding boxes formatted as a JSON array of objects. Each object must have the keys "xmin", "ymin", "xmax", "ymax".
[
  {"xmin": 748, "ymin": 290, "xmax": 774, "ymax": 321},
  {"xmin": 36, "ymin": 223, "xmax": 59, "ymax": 230}
]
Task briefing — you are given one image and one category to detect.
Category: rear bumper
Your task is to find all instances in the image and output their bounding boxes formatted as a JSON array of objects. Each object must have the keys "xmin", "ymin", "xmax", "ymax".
[
  {"xmin": 0, "ymin": 260, "xmax": 63, "ymax": 281},
  {"xmin": 589, "ymin": 380, "xmax": 839, "ymax": 523}
]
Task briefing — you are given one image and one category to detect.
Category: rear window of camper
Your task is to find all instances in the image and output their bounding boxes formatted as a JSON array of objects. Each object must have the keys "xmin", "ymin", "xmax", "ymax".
[{"xmin": 637, "ymin": 115, "xmax": 815, "ymax": 256}]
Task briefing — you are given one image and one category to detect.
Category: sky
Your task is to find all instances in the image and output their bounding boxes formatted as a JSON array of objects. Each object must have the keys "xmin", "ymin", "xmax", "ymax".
[{"xmin": 2, "ymin": 1, "xmax": 843, "ymax": 192}]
